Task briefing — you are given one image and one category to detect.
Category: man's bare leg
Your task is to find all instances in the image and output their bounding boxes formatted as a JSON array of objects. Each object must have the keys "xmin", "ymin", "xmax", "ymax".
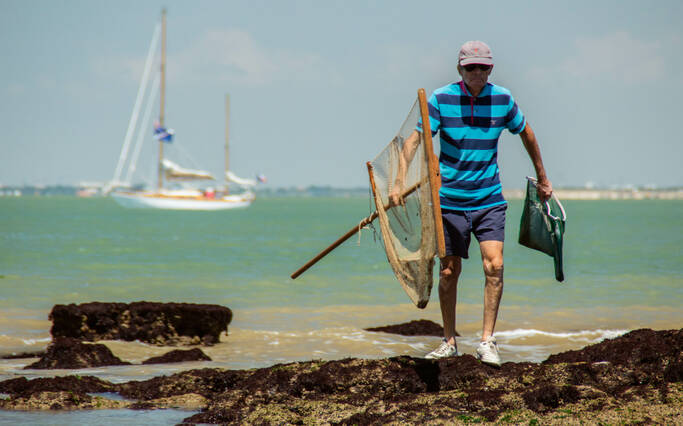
[
  {"xmin": 479, "ymin": 241, "xmax": 504, "ymax": 341},
  {"xmin": 439, "ymin": 255, "xmax": 462, "ymax": 346}
]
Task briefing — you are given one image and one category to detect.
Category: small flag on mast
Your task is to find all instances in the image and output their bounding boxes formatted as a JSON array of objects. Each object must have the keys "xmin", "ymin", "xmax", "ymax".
[{"xmin": 153, "ymin": 120, "xmax": 174, "ymax": 142}]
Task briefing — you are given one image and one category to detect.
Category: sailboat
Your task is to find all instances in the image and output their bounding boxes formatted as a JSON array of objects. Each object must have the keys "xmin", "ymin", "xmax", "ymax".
[{"xmin": 108, "ymin": 10, "xmax": 257, "ymax": 211}]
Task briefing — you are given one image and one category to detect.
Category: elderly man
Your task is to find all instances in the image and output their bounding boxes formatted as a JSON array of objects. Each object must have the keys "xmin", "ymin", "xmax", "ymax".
[{"xmin": 390, "ymin": 40, "xmax": 552, "ymax": 366}]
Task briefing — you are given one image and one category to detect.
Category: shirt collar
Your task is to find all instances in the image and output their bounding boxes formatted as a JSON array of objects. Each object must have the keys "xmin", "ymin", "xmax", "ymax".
[{"xmin": 457, "ymin": 81, "xmax": 491, "ymax": 97}]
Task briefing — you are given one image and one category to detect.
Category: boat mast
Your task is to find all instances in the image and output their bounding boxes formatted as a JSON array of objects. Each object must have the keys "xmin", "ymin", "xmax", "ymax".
[
  {"xmin": 224, "ymin": 94, "xmax": 230, "ymax": 195},
  {"xmin": 157, "ymin": 8, "xmax": 167, "ymax": 191}
]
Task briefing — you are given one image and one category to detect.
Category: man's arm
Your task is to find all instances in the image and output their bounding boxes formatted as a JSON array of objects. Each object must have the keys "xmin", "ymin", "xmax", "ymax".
[
  {"xmin": 389, "ymin": 129, "xmax": 421, "ymax": 205},
  {"xmin": 519, "ymin": 123, "xmax": 552, "ymax": 201}
]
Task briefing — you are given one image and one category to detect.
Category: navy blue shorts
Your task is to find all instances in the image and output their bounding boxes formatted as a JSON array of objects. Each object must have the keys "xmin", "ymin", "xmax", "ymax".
[{"xmin": 442, "ymin": 203, "xmax": 507, "ymax": 259}]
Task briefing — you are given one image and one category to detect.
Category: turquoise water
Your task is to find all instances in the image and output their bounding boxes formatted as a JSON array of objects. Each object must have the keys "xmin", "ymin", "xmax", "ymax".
[
  {"xmin": 2, "ymin": 196, "xmax": 400, "ymax": 310},
  {"xmin": 0, "ymin": 408, "xmax": 195, "ymax": 425},
  {"xmin": 2, "ymin": 196, "xmax": 681, "ymax": 312},
  {"xmin": 1, "ymin": 196, "xmax": 681, "ymax": 424},
  {"xmin": 0, "ymin": 196, "xmax": 681, "ymax": 362}
]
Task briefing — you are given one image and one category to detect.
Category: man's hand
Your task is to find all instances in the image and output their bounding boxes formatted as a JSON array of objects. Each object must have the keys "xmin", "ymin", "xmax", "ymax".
[
  {"xmin": 388, "ymin": 130, "xmax": 420, "ymax": 207},
  {"xmin": 536, "ymin": 178, "xmax": 553, "ymax": 202},
  {"xmin": 389, "ymin": 182, "xmax": 404, "ymax": 206}
]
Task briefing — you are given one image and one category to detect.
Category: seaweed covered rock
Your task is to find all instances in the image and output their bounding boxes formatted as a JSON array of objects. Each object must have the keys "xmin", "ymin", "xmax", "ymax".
[
  {"xmin": 142, "ymin": 348, "xmax": 212, "ymax": 365},
  {"xmin": 23, "ymin": 337, "xmax": 131, "ymax": 369},
  {"xmin": 49, "ymin": 301, "xmax": 232, "ymax": 346},
  {"xmin": 0, "ymin": 375, "xmax": 123, "ymax": 410},
  {"xmin": 365, "ymin": 319, "xmax": 452, "ymax": 337},
  {"xmin": 545, "ymin": 328, "xmax": 682, "ymax": 368},
  {"xmin": 0, "ymin": 375, "xmax": 114, "ymax": 395},
  {"xmin": 1, "ymin": 351, "xmax": 45, "ymax": 360}
]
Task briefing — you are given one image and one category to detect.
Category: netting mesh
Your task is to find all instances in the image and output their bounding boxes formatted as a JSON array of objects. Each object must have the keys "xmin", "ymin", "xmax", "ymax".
[{"xmin": 370, "ymin": 98, "xmax": 437, "ymax": 309}]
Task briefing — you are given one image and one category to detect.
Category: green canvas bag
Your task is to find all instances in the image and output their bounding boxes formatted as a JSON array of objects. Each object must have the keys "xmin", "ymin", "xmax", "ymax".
[{"xmin": 518, "ymin": 177, "xmax": 567, "ymax": 282}]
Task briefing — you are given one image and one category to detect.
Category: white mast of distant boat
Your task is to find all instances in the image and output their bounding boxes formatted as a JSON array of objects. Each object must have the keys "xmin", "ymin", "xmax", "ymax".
[
  {"xmin": 157, "ymin": 8, "xmax": 167, "ymax": 193},
  {"xmin": 105, "ymin": 21, "xmax": 160, "ymax": 194},
  {"xmin": 224, "ymin": 93, "xmax": 230, "ymax": 196}
]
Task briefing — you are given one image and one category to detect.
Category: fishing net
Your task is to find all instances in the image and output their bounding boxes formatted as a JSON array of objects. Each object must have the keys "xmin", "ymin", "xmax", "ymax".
[{"xmin": 369, "ymin": 95, "xmax": 444, "ymax": 308}]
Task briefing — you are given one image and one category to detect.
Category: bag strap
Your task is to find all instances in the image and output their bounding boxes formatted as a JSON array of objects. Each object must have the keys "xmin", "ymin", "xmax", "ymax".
[{"xmin": 525, "ymin": 176, "xmax": 566, "ymax": 221}]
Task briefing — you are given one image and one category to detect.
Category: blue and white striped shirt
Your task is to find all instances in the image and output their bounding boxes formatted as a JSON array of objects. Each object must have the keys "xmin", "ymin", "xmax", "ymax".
[{"xmin": 419, "ymin": 81, "xmax": 526, "ymax": 211}]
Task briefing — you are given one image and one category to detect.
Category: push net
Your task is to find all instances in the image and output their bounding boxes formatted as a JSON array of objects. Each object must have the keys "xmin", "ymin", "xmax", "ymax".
[{"xmin": 369, "ymin": 95, "xmax": 443, "ymax": 308}]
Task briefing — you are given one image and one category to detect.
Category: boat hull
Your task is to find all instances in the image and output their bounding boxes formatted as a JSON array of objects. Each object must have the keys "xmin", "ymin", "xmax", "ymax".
[{"xmin": 111, "ymin": 191, "xmax": 253, "ymax": 211}]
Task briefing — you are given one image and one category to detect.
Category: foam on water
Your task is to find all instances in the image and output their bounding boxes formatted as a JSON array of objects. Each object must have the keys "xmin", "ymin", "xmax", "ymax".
[
  {"xmin": 1, "ymin": 302, "xmax": 680, "ymax": 380},
  {"xmin": 0, "ymin": 323, "xmax": 637, "ymax": 382},
  {"xmin": 20, "ymin": 337, "xmax": 51, "ymax": 345},
  {"xmin": 495, "ymin": 328, "xmax": 629, "ymax": 343}
]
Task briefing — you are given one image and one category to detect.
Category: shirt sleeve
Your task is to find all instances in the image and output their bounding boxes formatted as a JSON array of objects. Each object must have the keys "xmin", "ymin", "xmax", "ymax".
[
  {"xmin": 504, "ymin": 93, "xmax": 526, "ymax": 135},
  {"xmin": 416, "ymin": 92, "xmax": 441, "ymax": 137}
]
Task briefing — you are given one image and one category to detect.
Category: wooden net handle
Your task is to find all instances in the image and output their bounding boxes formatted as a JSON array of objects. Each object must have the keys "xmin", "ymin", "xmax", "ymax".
[
  {"xmin": 290, "ymin": 170, "xmax": 425, "ymax": 280},
  {"xmin": 418, "ymin": 88, "xmax": 446, "ymax": 258}
]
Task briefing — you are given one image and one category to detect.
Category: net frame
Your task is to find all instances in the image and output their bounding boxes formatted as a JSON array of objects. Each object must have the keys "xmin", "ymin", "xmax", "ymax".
[{"xmin": 367, "ymin": 89, "xmax": 445, "ymax": 308}]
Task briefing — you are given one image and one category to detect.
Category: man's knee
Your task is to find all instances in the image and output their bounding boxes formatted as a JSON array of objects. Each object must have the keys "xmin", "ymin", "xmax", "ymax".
[
  {"xmin": 480, "ymin": 241, "xmax": 504, "ymax": 278},
  {"xmin": 440, "ymin": 256, "xmax": 461, "ymax": 283},
  {"xmin": 482, "ymin": 256, "xmax": 504, "ymax": 278}
]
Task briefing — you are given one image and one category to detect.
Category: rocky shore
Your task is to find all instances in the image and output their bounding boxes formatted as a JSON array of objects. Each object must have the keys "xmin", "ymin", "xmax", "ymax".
[
  {"xmin": 20, "ymin": 337, "xmax": 212, "ymax": 370},
  {"xmin": 1, "ymin": 326, "xmax": 681, "ymax": 424},
  {"xmin": 49, "ymin": 301, "xmax": 232, "ymax": 346}
]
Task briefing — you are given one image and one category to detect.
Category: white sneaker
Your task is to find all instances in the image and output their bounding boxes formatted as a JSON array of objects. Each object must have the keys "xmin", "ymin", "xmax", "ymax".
[
  {"xmin": 476, "ymin": 336, "xmax": 501, "ymax": 367},
  {"xmin": 425, "ymin": 339, "xmax": 458, "ymax": 359}
]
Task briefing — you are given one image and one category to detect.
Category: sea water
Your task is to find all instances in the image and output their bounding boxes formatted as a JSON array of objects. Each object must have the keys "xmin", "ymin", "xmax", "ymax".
[{"xmin": 1, "ymin": 196, "xmax": 682, "ymax": 423}]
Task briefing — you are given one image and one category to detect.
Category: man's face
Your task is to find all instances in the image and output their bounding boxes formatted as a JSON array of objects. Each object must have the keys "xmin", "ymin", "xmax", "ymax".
[{"xmin": 458, "ymin": 63, "xmax": 493, "ymax": 94}]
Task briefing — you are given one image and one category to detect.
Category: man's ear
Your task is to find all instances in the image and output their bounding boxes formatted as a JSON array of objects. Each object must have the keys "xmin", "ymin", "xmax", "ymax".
[{"xmin": 457, "ymin": 65, "xmax": 463, "ymax": 76}]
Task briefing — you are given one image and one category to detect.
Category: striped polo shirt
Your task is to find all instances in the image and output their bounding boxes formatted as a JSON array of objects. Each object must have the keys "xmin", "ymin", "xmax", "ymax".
[{"xmin": 418, "ymin": 81, "xmax": 526, "ymax": 211}]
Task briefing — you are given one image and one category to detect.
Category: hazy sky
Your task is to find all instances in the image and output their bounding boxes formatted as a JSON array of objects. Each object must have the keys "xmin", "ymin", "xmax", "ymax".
[{"xmin": 2, "ymin": 0, "xmax": 682, "ymax": 189}]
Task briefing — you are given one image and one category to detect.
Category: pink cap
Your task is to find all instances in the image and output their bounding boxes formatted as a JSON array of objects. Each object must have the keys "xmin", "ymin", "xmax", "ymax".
[{"xmin": 458, "ymin": 41, "xmax": 493, "ymax": 66}]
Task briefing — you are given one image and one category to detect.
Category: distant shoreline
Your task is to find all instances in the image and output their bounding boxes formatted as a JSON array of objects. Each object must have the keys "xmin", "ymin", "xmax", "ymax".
[
  {"xmin": 503, "ymin": 188, "xmax": 683, "ymax": 200},
  {"xmin": 2, "ymin": 185, "xmax": 683, "ymax": 200}
]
